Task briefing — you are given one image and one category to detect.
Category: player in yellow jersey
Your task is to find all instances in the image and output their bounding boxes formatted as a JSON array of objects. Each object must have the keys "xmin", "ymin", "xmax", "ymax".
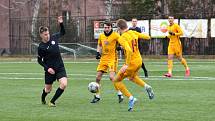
[
  {"xmin": 164, "ymin": 16, "xmax": 190, "ymax": 77},
  {"xmin": 113, "ymin": 19, "xmax": 154, "ymax": 111},
  {"xmin": 90, "ymin": 21, "xmax": 124, "ymax": 103}
]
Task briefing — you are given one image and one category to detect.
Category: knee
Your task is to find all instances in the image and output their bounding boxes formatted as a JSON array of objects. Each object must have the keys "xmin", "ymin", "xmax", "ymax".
[
  {"xmin": 129, "ymin": 77, "xmax": 134, "ymax": 81},
  {"xmin": 96, "ymin": 75, "xmax": 103, "ymax": 83},
  {"xmin": 176, "ymin": 56, "xmax": 182, "ymax": 61},
  {"xmin": 96, "ymin": 77, "xmax": 101, "ymax": 83},
  {"xmin": 60, "ymin": 78, "xmax": 68, "ymax": 90},
  {"xmin": 109, "ymin": 76, "xmax": 115, "ymax": 82},
  {"xmin": 168, "ymin": 55, "xmax": 174, "ymax": 60},
  {"xmin": 168, "ymin": 57, "xmax": 173, "ymax": 60},
  {"xmin": 45, "ymin": 87, "xmax": 52, "ymax": 93},
  {"xmin": 60, "ymin": 83, "xmax": 67, "ymax": 90}
]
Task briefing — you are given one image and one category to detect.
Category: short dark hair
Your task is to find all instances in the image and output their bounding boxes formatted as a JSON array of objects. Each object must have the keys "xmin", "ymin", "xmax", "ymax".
[
  {"xmin": 104, "ymin": 20, "xmax": 112, "ymax": 27},
  {"xmin": 116, "ymin": 19, "xmax": 128, "ymax": 30},
  {"xmin": 39, "ymin": 26, "xmax": 48, "ymax": 34}
]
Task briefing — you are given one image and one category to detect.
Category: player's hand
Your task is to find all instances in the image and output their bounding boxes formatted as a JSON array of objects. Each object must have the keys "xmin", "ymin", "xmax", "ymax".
[
  {"xmin": 116, "ymin": 46, "xmax": 122, "ymax": 51},
  {"xmin": 169, "ymin": 31, "xmax": 175, "ymax": 35},
  {"xmin": 120, "ymin": 64, "xmax": 128, "ymax": 73},
  {"xmin": 48, "ymin": 68, "xmax": 55, "ymax": 74},
  {"xmin": 58, "ymin": 16, "xmax": 63, "ymax": 23},
  {"xmin": 96, "ymin": 52, "xmax": 101, "ymax": 60}
]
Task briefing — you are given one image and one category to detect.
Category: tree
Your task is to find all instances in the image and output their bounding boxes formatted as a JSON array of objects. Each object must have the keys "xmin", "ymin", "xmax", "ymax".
[{"xmin": 119, "ymin": 0, "xmax": 156, "ymax": 19}]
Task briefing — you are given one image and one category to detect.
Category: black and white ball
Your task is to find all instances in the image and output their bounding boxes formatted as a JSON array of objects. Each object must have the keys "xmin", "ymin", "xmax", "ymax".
[{"xmin": 88, "ymin": 82, "xmax": 99, "ymax": 93}]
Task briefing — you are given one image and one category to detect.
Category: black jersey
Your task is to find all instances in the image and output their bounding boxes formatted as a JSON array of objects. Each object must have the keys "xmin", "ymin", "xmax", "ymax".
[
  {"xmin": 129, "ymin": 26, "xmax": 141, "ymax": 33},
  {"xmin": 37, "ymin": 23, "xmax": 65, "ymax": 72}
]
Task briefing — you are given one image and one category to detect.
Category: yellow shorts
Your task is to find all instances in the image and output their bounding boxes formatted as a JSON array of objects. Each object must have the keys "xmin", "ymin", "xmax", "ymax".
[
  {"xmin": 116, "ymin": 60, "xmax": 142, "ymax": 81},
  {"xmin": 97, "ymin": 60, "xmax": 117, "ymax": 73},
  {"xmin": 168, "ymin": 44, "xmax": 182, "ymax": 57}
]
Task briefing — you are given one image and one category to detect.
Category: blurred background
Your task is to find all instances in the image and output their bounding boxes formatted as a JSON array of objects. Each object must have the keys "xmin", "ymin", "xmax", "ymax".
[{"xmin": 0, "ymin": 0, "xmax": 215, "ymax": 58}]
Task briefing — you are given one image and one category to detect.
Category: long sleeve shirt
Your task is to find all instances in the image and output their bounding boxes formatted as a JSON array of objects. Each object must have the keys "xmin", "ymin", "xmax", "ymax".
[{"xmin": 37, "ymin": 23, "xmax": 65, "ymax": 72}]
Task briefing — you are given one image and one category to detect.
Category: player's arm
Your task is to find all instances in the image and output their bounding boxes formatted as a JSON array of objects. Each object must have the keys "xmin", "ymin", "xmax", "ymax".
[
  {"xmin": 169, "ymin": 24, "xmax": 183, "ymax": 36},
  {"xmin": 135, "ymin": 31, "xmax": 151, "ymax": 40},
  {"xmin": 37, "ymin": 47, "xmax": 55, "ymax": 74},
  {"xmin": 96, "ymin": 35, "xmax": 102, "ymax": 59},
  {"xmin": 52, "ymin": 16, "xmax": 65, "ymax": 38},
  {"xmin": 174, "ymin": 24, "xmax": 183, "ymax": 36},
  {"xmin": 37, "ymin": 48, "xmax": 48, "ymax": 71},
  {"xmin": 115, "ymin": 33, "xmax": 122, "ymax": 51}
]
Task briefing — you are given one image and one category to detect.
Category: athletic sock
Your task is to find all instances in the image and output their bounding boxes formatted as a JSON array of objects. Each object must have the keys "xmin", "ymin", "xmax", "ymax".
[
  {"xmin": 132, "ymin": 76, "xmax": 145, "ymax": 87},
  {"xmin": 142, "ymin": 62, "xmax": 148, "ymax": 72},
  {"xmin": 114, "ymin": 82, "xmax": 131, "ymax": 98},
  {"xmin": 117, "ymin": 91, "xmax": 123, "ymax": 96},
  {"xmin": 168, "ymin": 59, "xmax": 173, "ymax": 74},
  {"xmin": 50, "ymin": 87, "xmax": 64, "ymax": 104},
  {"xmin": 41, "ymin": 88, "xmax": 48, "ymax": 102},
  {"xmin": 181, "ymin": 58, "xmax": 189, "ymax": 70}
]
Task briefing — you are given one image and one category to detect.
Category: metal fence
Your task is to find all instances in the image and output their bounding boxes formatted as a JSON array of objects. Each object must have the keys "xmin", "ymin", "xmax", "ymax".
[
  {"xmin": 6, "ymin": 0, "xmax": 215, "ymax": 57},
  {"xmin": 9, "ymin": 15, "xmax": 215, "ymax": 57}
]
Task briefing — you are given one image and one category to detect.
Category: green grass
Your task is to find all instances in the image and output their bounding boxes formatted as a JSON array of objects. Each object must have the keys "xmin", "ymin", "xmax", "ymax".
[{"xmin": 0, "ymin": 59, "xmax": 215, "ymax": 121}]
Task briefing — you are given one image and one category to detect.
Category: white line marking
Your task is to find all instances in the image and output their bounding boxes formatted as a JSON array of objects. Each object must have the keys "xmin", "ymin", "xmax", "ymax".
[
  {"xmin": 0, "ymin": 61, "xmax": 214, "ymax": 64},
  {"xmin": 0, "ymin": 73, "xmax": 214, "ymax": 81}
]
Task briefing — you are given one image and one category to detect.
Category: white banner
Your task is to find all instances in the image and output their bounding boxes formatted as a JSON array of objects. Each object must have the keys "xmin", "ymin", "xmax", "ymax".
[
  {"xmin": 94, "ymin": 20, "xmax": 149, "ymax": 39},
  {"xmin": 180, "ymin": 19, "xmax": 208, "ymax": 38},
  {"xmin": 93, "ymin": 21, "xmax": 117, "ymax": 39},
  {"xmin": 211, "ymin": 18, "xmax": 215, "ymax": 37},
  {"xmin": 127, "ymin": 20, "xmax": 149, "ymax": 34},
  {"xmin": 150, "ymin": 19, "xmax": 178, "ymax": 38}
]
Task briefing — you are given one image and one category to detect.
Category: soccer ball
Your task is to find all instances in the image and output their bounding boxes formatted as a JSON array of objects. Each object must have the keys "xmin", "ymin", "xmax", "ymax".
[{"xmin": 88, "ymin": 82, "xmax": 99, "ymax": 93}]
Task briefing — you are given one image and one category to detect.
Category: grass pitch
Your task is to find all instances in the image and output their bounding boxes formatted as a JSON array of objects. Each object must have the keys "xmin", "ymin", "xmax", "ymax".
[{"xmin": 0, "ymin": 59, "xmax": 214, "ymax": 121}]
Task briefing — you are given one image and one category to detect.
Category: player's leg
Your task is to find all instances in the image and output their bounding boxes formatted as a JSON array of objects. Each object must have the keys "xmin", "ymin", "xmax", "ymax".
[
  {"xmin": 130, "ymin": 75, "xmax": 154, "ymax": 99},
  {"xmin": 176, "ymin": 54, "xmax": 190, "ymax": 77},
  {"xmin": 41, "ymin": 84, "xmax": 52, "ymax": 104},
  {"xmin": 141, "ymin": 61, "xmax": 148, "ymax": 77},
  {"xmin": 91, "ymin": 61, "xmax": 107, "ymax": 103},
  {"xmin": 42, "ymin": 72, "xmax": 54, "ymax": 104},
  {"xmin": 109, "ymin": 61, "xmax": 124, "ymax": 103},
  {"xmin": 113, "ymin": 67, "xmax": 137, "ymax": 111},
  {"xmin": 176, "ymin": 44, "xmax": 190, "ymax": 77},
  {"xmin": 164, "ymin": 46, "xmax": 174, "ymax": 77},
  {"xmin": 109, "ymin": 71, "xmax": 124, "ymax": 103},
  {"xmin": 91, "ymin": 71, "xmax": 103, "ymax": 103},
  {"xmin": 49, "ymin": 68, "xmax": 67, "ymax": 107},
  {"xmin": 49, "ymin": 77, "xmax": 67, "ymax": 107}
]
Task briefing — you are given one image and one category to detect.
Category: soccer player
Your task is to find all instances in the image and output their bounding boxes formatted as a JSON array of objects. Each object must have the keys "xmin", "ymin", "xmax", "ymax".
[
  {"xmin": 129, "ymin": 18, "xmax": 148, "ymax": 77},
  {"xmin": 164, "ymin": 16, "xmax": 190, "ymax": 77},
  {"xmin": 37, "ymin": 16, "xmax": 68, "ymax": 107},
  {"xmin": 114, "ymin": 19, "xmax": 154, "ymax": 111},
  {"xmin": 90, "ymin": 21, "xmax": 124, "ymax": 103}
]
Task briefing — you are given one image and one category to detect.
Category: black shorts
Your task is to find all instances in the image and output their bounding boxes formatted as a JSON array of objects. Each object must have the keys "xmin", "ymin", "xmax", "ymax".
[{"xmin": 45, "ymin": 67, "xmax": 67, "ymax": 84}]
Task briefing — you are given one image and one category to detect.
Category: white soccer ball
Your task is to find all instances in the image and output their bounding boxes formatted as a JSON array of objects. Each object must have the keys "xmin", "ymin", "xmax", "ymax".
[{"xmin": 88, "ymin": 82, "xmax": 99, "ymax": 93}]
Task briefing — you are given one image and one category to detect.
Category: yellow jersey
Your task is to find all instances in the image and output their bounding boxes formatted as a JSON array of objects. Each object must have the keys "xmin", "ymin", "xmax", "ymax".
[
  {"xmin": 118, "ymin": 30, "xmax": 150, "ymax": 65},
  {"xmin": 167, "ymin": 23, "xmax": 183, "ymax": 46},
  {"xmin": 98, "ymin": 31, "xmax": 120, "ymax": 61}
]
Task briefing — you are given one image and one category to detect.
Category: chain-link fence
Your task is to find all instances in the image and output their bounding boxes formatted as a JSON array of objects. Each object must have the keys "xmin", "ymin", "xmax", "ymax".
[{"xmin": 7, "ymin": 0, "xmax": 215, "ymax": 57}]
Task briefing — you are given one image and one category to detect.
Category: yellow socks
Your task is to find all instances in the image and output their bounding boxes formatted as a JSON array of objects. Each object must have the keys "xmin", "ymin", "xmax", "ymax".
[
  {"xmin": 114, "ymin": 82, "xmax": 131, "ymax": 98},
  {"xmin": 181, "ymin": 58, "xmax": 189, "ymax": 70},
  {"xmin": 168, "ymin": 59, "xmax": 173, "ymax": 74},
  {"xmin": 131, "ymin": 76, "xmax": 145, "ymax": 87}
]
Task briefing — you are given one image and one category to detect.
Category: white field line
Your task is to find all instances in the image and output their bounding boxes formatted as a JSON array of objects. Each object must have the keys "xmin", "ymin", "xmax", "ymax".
[
  {"xmin": 0, "ymin": 61, "xmax": 214, "ymax": 64},
  {"xmin": 0, "ymin": 73, "xmax": 214, "ymax": 81}
]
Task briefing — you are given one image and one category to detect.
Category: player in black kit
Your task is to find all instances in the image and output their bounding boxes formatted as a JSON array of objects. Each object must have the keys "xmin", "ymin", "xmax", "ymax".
[
  {"xmin": 129, "ymin": 18, "xmax": 148, "ymax": 78},
  {"xmin": 37, "ymin": 16, "xmax": 67, "ymax": 107}
]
